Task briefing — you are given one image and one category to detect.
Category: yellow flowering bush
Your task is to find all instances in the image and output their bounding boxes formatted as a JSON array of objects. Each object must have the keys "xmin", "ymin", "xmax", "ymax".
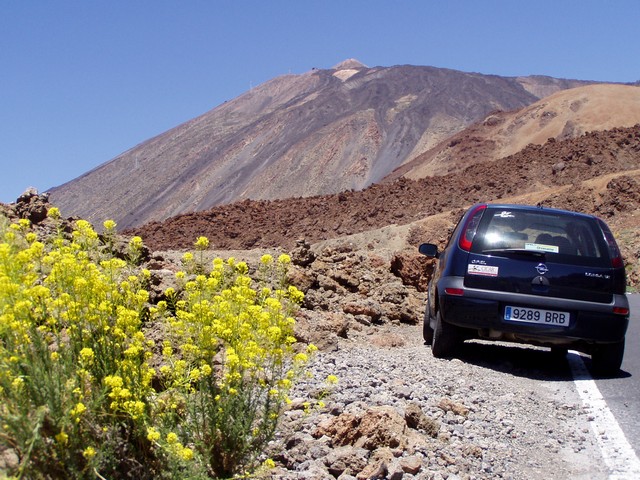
[
  {"xmin": 0, "ymin": 210, "xmax": 314, "ymax": 479},
  {"xmin": 152, "ymin": 253, "xmax": 312, "ymax": 477},
  {"xmin": 0, "ymin": 212, "xmax": 157, "ymax": 478}
]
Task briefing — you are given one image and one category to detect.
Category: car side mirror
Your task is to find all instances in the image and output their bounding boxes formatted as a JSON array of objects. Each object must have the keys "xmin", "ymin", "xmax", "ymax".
[{"xmin": 419, "ymin": 243, "xmax": 439, "ymax": 258}]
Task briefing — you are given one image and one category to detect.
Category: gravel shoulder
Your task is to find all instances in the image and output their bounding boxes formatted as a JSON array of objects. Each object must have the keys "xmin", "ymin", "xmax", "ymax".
[{"xmin": 267, "ymin": 323, "xmax": 609, "ymax": 479}]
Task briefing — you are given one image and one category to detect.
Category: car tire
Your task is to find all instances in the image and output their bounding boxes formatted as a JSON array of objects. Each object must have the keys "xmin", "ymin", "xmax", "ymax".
[
  {"xmin": 423, "ymin": 306, "xmax": 434, "ymax": 345},
  {"xmin": 591, "ymin": 339, "xmax": 625, "ymax": 377},
  {"xmin": 431, "ymin": 310, "xmax": 459, "ymax": 358},
  {"xmin": 423, "ymin": 293, "xmax": 434, "ymax": 345}
]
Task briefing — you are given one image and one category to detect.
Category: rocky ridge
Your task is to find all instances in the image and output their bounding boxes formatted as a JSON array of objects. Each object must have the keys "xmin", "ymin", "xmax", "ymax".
[
  {"xmin": 127, "ymin": 124, "xmax": 640, "ymax": 252},
  {"xmin": 126, "ymin": 124, "xmax": 640, "ymax": 290}
]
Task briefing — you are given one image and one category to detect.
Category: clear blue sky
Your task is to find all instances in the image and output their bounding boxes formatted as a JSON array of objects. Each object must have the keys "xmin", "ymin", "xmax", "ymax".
[{"xmin": 1, "ymin": 0, "xmax": 638, "ymax": 204}]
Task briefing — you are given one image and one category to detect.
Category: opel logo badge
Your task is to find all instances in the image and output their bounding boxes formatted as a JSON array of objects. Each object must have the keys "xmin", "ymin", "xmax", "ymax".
[{"xmin": 536, "ymin": 263, "xmax": 549, "ymax": 275}]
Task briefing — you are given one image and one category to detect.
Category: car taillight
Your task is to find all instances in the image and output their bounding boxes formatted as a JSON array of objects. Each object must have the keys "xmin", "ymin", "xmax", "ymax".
[
  {"xmin": 458, "ymin": 204, "xmax": 487, "ymax": 251},
  {"xmin": 613, "ymin": 307, "xmax": 629, "ymax": 316},
  {"xmin": 598, "ymin": 219, "xmax": 624, "ymax": 268},
  {"xmin": 444, "ymin": 288, "xmax": 464, "ymax": 296}
]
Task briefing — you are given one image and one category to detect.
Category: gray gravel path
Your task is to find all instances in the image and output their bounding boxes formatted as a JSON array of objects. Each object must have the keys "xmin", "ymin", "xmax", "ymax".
[{"xmin": 267, "ymin": 323, "xmax": 609, "ymax": 479}]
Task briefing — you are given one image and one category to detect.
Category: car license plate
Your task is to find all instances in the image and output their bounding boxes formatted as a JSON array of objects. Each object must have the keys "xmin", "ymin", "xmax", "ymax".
[{"xmin": 504, "ymin": 306, "xmax": 570, "ymax": 326}]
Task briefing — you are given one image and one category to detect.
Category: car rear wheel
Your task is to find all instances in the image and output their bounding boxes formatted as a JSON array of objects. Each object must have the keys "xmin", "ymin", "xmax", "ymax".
[
  {"xmin": 431, "ymin": 310, "xmax": 459, "ymax": 358},
  {"xmin": 423, "ymin": 294, "xmax": 434, "ymax": 345},
  {"xmin": 591, "ymin": 339, "xmax": 625, "ymax": 377}
]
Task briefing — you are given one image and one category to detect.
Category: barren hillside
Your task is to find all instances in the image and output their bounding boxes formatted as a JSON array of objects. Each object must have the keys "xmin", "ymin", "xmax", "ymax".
[
  {"xmin": 48, "ymin": 61, "xmax": 591, "ymax": 229},
  {"xmin": 388, "ymin": 84, "xmax": 640, "ymax": 180}
]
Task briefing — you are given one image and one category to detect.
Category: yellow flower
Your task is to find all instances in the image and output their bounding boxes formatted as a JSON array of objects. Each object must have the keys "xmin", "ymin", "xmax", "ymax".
[
  {"xmin": 47, "ymin": 207, "xmax": 61, "ymax": 219},
  {"xmin": 260, "ymin": 254, "xmax": 273, "ymax": 265},
  {"xmin": 263, "ymin": 458, "xmax": 276, "ymax": 469},
  {"xmin": 279, "ymin": 378, "xmax": 292, "ymax": 389},
  {"xmin": 166, "ymin": 432, "xmax": 178, "ymax": 444},
  {"xmin": 103, "ymin": 219, "xmax": 117, "ymax": 231},
  {"xmin": 124, "ymin": 400, "xmax": 145, "ymax": 419},
  {"xmin": 55, "ymin": 432, "xmax": 69, "ymax": 445},
  {"xmin": 194, "ymin": 236, "xmax": 209, "ymax": 250},
  {"xmin": 129, "ymin": 236, "xmax": 143, "ymax": 249},
  {"xmin": 147, "ymin": 427, "xmax": 161, "ymax": 442},
  {"xmin": 268, "ymin": 326, "xmax": 282, "ymax": 340},
  {"xmin": 278, "ymin": 253, "xmax": 291, "ymax": 264},
  {"xmin": 104, "ymin": 375, "xmax": 124, "ymax": 388},
  {"xmin": 79, "ymin": 347, "xmax": 95, "ymax": 364},
  {"xmin": 288, "ymin": 285, "xmax": 304, "ymax": 303},
  {"xmin": 294, "ymin": 352, "xmax": 308, "ymax": 364},
  {"xmin": 212, "ymin": 257, "xmax": 224, "ymax": 268},
  {"xmin": 83, "ymin": 446, "xmax": 97, "ymax": 459},
  {"xmin": 180, "ymin": 447, "xmax": 194, "ymax": 461},
  {"xmin": 326, "ymin": 374, "xmax": 339, "ymax": 385},
  {"xmin": 71, "ymin": 402, "xmax": 87, "ymax": 419}
]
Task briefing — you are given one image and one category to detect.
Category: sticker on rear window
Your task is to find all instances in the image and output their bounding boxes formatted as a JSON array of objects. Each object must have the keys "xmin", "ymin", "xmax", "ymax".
[
  {"xmin": 467, "ymin": 264, "xmax": 499, "ymax": 276},
  {"xmin": 495, "ymin": 211, "xmax": 514, "ymax": 218},
  {"xmin": 525, "ymin": 243, "xmax": 559, "ymax": 253}
]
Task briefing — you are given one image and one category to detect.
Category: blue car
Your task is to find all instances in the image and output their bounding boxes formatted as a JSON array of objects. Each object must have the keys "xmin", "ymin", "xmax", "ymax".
[{"xmin": 419, "ymin": 203, "xmax": 630, "ymax": 376}]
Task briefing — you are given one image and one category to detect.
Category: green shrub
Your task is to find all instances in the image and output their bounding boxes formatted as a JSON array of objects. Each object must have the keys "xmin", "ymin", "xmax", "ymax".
[{"xmin": 0, "ymin": 210, "xmax": 312, "ymax": 479}]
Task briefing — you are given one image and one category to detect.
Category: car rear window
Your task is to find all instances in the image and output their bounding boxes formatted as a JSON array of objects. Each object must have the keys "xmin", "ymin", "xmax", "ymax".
[{"xmin": 470, "ymin": 208, "xmax": 610, "ymax": 267}]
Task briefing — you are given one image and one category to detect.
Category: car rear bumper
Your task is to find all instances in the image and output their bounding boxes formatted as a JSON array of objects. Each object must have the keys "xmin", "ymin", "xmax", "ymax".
[{"xmin": 437, "ymin": 276, "xmax": 629, "ymax": 346}]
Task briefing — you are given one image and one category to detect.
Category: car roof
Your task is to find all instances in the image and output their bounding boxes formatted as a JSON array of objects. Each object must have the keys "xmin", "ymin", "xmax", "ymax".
[{"xmin": 476, "ymin": 203, "xmax": 597, "ymax": 220}]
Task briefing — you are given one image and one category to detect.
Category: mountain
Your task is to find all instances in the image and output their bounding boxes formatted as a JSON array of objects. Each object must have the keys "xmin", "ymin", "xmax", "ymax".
[
  {"xmin": 48, "ymin": 60, "xmax": 592, "ymax": 229},
  {"xmin": 385, "ymin": 84, "xmax": 640, "ymax": 180}
]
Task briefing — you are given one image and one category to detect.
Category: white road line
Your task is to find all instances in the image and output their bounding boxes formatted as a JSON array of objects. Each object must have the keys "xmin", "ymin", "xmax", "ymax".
[{"xmin": 568, "ymin": 352, "xmax": 640, "ymax": 480}]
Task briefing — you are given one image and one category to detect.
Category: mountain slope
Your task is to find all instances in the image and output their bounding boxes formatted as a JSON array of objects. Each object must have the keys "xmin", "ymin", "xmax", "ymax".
[
  {"xmin": 126, "ymin": 124, "xmax": 640, "ymax": 252},
  {"xmin": 387, "ymin": 84, "xmax": 640, "ymax": 180},
  {"xmin": 48, "ymin": 61, "xmax": 589, "ymax": 229}
]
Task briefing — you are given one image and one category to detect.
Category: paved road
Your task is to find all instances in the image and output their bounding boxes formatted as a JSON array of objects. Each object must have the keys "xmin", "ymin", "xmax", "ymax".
[
  {"xmin": 454, "ymin": 293, "xmax": 640, "ymax": 471},
  {"xmin": 595, "ymin": 293, "xmax": 640, "ymax": 457},
  {"xmin": 443, "ymin": 293, "xmax": 640, "ymax": 471}
]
